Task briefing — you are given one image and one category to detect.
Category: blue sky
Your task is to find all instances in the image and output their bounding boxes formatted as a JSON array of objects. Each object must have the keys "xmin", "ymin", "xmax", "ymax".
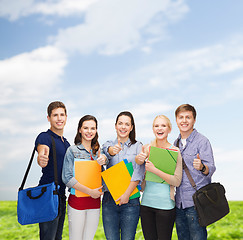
[{"xmin": 0, "ymin": 0, "xmax": 243, "ymax": 201}]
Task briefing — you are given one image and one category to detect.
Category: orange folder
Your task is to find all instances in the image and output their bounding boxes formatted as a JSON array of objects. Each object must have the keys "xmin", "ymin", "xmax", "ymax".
[
  {"xmin": 101, "ymin": 160, "xmax": 139, "ymax": 205},
  {"xmin": 71, "ymin": 159, "xmax": 102, "ymax": 197}
]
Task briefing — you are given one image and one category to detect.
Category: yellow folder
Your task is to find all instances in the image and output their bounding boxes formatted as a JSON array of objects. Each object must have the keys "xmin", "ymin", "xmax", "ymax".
[
  {"xmin": 101, "ymin": 160, "xmax": 139, "ymax": 205},
  {"xmin": 71, "ymin": 159, "xmax": 102, "ymax": 197}
]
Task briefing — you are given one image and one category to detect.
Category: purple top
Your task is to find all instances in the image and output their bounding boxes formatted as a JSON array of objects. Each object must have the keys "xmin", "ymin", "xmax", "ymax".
[{"xmin": 174, "ymin": 129, "xmax": 216, "ymax": 209}]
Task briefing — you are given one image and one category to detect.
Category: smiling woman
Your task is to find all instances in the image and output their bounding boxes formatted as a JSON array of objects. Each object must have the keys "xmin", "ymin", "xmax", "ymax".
[
  {"xmin": 101, "ymin": 111, "xmax": 145, "ymax": 240},
  {"xmin": 135, "ymin": 115, "xmax": 182, "ymax": 240}
]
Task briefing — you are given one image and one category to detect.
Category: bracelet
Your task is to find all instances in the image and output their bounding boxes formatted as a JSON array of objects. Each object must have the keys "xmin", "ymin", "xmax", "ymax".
[{"xmin": 200, "ymin": 163, "xmax": 206, "ymax": 173}]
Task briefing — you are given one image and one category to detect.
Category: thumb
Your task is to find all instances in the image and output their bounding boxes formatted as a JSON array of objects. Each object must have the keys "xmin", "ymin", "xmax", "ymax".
[
  {"xmin": 142, "ymin": 145, "xmax": 145, "ymax": 153},
  {"xmin": 44, "ymin": 147, "xmax": 48, "ymax": 156},
  {"xmin": 197, "ymin": 153, "xmax": 200, "ymax": 159},
  {"xmin": 118, "ymin": 139, "xmax": 121, "ymax": 147}
]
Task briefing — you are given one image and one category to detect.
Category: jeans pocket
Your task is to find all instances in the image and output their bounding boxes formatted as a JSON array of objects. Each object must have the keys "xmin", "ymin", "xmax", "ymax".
[{"xmin": 126, "ymin": 197, "xmax": 140, "ymax": 207}]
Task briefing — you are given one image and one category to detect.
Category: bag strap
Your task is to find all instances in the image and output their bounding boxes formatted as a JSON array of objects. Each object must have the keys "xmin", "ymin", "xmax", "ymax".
[
  {"xmin": 176, "ymin": 139, "xmax": 197, "ymax": 191},
  {"xmin": 50, "ymin": 135, "xmax": 58, "ymax": 192},
  {"xmin": 19, "ymin": 134, "xmax": 58, "ymax": 191},
  {"xmin": 19, "ymin": 147, "xmax": 36, "ymax": 191}
]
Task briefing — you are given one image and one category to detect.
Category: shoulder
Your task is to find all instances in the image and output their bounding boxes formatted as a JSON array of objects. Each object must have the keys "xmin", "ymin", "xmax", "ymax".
[
  {"xmin": 129, "ymin": 140, "xmax": 143, "ymax": 150},
  {"xmin": 103, "ymin": 139, "xmax": 115, "ymax": 146},
  {"xmin": 171, "ymin": 146, "xmax": 180, "ymax": 151},
  {"xmin": 35, "ymin": 131, "xmax": 52, "ymax": 147},
  {"xmin": 194, "ymin": 131, "xmax": 211, "ymax": 146},
  {"xmin": 135, "ymin": 141, "xmax": 143, "ymax": 147}
]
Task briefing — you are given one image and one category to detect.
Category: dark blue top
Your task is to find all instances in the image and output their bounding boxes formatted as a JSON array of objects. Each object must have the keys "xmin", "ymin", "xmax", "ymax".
[{"xmin": 35, "ymin": 129, "xmax": 70, "ymax": 195}]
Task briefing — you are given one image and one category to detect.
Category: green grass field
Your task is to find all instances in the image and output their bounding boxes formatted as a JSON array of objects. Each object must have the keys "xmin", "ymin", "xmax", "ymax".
[{"xmin": 0, "ymin": 201, "xmax": 242, "ymax": 239}]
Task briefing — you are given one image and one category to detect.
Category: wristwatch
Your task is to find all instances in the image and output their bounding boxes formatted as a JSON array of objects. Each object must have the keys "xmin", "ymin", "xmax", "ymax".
[{"xmin": 200, "ymin": 163, "xmax": 206, "ymax": 173}]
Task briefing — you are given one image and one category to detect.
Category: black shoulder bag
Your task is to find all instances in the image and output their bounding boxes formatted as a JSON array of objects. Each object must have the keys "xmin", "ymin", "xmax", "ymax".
[
  {"xmin": 17, "ymin": 136, "xmax": 59, "ymax": 225},
  {"xmin": 177, "ymin": 140, "xmax": 230, "ymax": 227}
]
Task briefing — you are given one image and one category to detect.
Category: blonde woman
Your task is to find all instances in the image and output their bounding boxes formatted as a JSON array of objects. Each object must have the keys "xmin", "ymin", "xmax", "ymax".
[{"xmin": 135, "ymin": 115, "xmax": 182, "ymax": 240}]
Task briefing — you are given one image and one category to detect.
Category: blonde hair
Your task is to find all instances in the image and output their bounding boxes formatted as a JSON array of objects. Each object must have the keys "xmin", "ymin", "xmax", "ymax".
[{"xmin": 151, "ymin": 115, "xmax": 172, "ymax": 147}]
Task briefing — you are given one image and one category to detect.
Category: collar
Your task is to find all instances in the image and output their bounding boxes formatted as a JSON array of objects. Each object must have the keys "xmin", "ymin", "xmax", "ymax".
[
  {"xmin": 178, "ymin": 129, "xmax": 198, "ymax": 142},
  {"xmin": 76, "ymin": 143, "xmax": 94, "ymax": 155},
  {"xmin": 116, "ymin": 138, "xmax": 131, "ymax": 146},
  {"xmin": 47, "ymin": 129, "xmax": 61, "ymax": 138}
]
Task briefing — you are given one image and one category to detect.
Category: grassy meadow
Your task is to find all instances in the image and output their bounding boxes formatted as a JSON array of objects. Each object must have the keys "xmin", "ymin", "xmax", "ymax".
[{"xmin": 0, "ymin": 201, "xmax": 242, "ymax": 239}]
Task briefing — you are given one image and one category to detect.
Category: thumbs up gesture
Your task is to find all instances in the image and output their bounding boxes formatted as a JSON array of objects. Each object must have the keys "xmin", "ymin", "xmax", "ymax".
[
  {"xmin": 37, "ymin": 146, "xmax": 49, "ymax": 168},
  {"xmin": 109, "ymin": 139, "xmax": 122, "ymax": 156},
  {"xmin": 97, "ymin": 149, "xmax": 107, "ymax": 165},
  {"xmin": 193, "ymin": 153, "xmax": 202, "ymax": 171},
  {"xmin": 135, "ymin": 145, "xmax": 148, "ymax": 165}
]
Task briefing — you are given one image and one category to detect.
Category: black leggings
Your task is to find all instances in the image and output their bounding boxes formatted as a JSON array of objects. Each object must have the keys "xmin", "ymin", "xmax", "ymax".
[{"xmin": 140, "ymin": 205, "xmax": 176, "ymax": 240}]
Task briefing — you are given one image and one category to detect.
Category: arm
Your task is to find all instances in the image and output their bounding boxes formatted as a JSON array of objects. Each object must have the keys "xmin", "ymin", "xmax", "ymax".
[
  {"xmin": 102, "ymin": 140, "xmax": 118, "ymax": 162},
  {"xmin": 62, "ymin": 147, "xmax": 103, "ymax": 199},
  {"xmin": 37, "ymin": 144, "xmax": 50, "ymax": 168},
  {"xmin": 108, "ymin": 141, "xmax": 122, "ymax": 156},
  {"xmin": 96, "ymin": 148, "xmax": 108, "ymax": 165},
  {"xmin": 72, "ymin": 182, "xmax": 103, "ymax": 199},
  {"xmin": 193, "ymin": 154, "xmax": 209, "ymax": 175},
  {"xmin": 135, "ymin": 144, "xmax": 149, "ymax": 165},
  {"xmin": 193, "ymin": 138, "xmax": 216, "ymax": 178}
]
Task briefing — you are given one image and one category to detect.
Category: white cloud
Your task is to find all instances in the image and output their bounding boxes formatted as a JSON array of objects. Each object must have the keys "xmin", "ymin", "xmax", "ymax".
[
  {"xmin": 0, "ymin": 45, "xmax": 67, "ymax": 105},
  {"xmin": 0, "ymin": 0, "xmax": 97, "ymax": 21},
  {"xmin": 53, "ymin": 0, "xmax": 189, "ymax": 55}
]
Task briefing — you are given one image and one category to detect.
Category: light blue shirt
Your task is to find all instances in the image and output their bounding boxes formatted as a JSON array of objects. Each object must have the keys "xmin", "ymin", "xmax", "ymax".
[
  {"xmin": 102, "ymin": 138, "xmax": 145, "ymax": 191},
  {"xmin": 141, "ymin": 181, "xmax": 175, "ymax": 210}
]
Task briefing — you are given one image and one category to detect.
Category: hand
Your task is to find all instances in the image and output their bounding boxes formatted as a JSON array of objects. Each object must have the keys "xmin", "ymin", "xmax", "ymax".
[
  {"xmin": 96, "ymin": 149, "xmax": 107, "ymax": 165},
  {"xmin": 193, "ymin": 154, "xmax": 203, "ymax": 171},
  {"xmin": 136, "ymin": 146, "xmax": 148, "ymax": 164},
  {"xmin": 145, "ymin": 160, "xmax": 156, "ymax": 173},
  {"xmin": 38, "ymin": 147, "xmax": 49, "ymax": 168},
  {"xmin": 89, "ymin": 186, "xmax": 104, "ymax": 199},
  {"xmin": 110, "ymin": 139, "xmax": 122, "ymax": 155},
  {"xmin": 116, "ymin": 192, "xmax": 129, "ymax": 206}
]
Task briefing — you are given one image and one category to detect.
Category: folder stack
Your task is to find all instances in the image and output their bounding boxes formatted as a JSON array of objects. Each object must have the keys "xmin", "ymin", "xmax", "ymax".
[{"xmin": 101, "ymin": 159, "xmax": 140, "ymax": 205}]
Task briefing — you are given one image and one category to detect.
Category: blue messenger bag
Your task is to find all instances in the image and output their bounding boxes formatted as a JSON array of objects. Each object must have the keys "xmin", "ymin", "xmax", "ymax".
[{"xmin": 17, "ymin": 136, "xmax": 59, "ymax": 225}]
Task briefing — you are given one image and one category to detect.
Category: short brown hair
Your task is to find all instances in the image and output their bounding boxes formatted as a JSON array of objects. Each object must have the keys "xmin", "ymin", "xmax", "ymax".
[
  {"xmin": 47, "ymin": 101, "xmax": 67, "ymax": 117},
  {"xmin": 175, "ymin": 104, "xmax": 196, "ymax": 119}
]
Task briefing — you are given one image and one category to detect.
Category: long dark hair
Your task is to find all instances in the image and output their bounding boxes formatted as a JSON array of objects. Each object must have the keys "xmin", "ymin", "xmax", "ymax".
[
  {"xmin": 74, "ymin": 115, "xmax": 100, "ymax": 155},
  {"xmin": 115, "ymin": 111, "xmax": 137, "ymax": 145}
]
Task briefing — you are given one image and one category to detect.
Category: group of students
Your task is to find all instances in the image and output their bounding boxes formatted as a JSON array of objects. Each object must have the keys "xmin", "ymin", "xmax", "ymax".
[{"xmin": 35, "ymin": 101, "xmax": 216, "ymax": 240}]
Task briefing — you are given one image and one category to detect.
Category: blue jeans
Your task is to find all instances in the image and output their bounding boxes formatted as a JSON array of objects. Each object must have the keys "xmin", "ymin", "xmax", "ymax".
[
  {"xmin": 176, "ymin": 206, "xmax": 207, "ymax": 240},
  {"xmin": 102, "ymin": 192, "xmax": 140, "ymax": 240},
  {"xmin": 39, "ymin": 195, "xmax": 66, "ymax": 240}
]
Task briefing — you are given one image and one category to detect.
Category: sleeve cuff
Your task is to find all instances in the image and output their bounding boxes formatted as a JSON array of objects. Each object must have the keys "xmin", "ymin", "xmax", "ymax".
[{"xmin": 66, "ymin": 177, "xmax": 78, "ymax": 188}]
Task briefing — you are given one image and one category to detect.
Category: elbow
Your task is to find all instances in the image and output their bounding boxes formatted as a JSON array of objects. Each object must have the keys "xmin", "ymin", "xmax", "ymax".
[
  {"xmin": 170, "ymin": 176, "xmax": 181, "ymax": 187},
  {"xmin": 174, "ymin": 180, "xmax": 181, "ymax": 187}
]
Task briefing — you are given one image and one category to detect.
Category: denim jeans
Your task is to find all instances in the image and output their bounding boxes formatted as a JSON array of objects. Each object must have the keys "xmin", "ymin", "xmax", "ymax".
[
  {"xmin": 175, "ymin": 206, "xmax": 207, "ymax": 240},
  {"xmin": 39, "ymin": 195, "xmax": 66, "ymax": 240},
  {"xmin": 102, "ymin": 192, "xmax": 140, "ymax": 240}
]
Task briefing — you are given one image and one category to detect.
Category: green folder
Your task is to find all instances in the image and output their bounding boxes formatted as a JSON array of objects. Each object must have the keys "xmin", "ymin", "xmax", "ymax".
[
  {"xmin": 124, "ymin": 160, "xmax": 141, "ymax": 199},
  {"xmin": 145, "ymin": 146, "xmax": 178, "ymax": 184}
]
